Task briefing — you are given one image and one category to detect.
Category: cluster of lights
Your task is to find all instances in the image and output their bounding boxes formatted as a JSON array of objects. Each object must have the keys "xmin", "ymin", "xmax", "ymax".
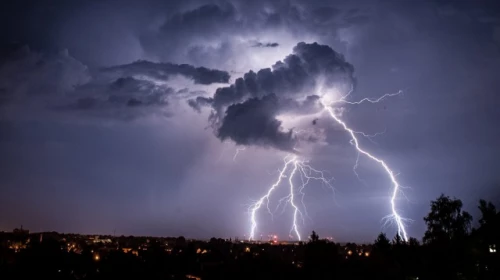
[
  {"xmin": 346, "ymin": 249, "xmax": 370, "ymax": 257},
  {"xmin": 196, "ymin": 248, "xmax": 208, "ymax": 254}
]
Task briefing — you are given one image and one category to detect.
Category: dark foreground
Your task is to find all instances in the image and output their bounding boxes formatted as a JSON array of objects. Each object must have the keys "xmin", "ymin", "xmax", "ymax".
[{"xmin": 1, "ymin": 194, "xmax": 499, "ymax": 280}]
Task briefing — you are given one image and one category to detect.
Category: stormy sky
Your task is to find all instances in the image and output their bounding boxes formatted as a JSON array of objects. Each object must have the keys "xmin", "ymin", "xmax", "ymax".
[{"xmin": 1, "ymin": 0, "xmax": 499, "ymax": 242}]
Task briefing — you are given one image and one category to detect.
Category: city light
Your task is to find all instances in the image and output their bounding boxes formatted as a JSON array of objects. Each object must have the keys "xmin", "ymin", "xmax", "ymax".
[{"xmin": 489, "ymin": 245, "xmax": 496, "ymax": 253}]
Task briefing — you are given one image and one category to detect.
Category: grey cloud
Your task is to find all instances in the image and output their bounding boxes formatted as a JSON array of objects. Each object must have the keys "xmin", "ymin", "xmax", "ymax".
[
  {"xmin": 137, "ymin": 1, "xmax": 359, "ymax": 70},
  {"xmin": 140, "ymin": 3, "xmax": 242, "ymax": 64},
  {"xmin": 0, "ymin": 45, "xmax": 90, "ymax": 105},
  {"xmin": 0, "ymin": 44, "xmax": 229, "ymax": 121},
  {"xmin": 252, "ymin": 42, "xmax": 279, "ymax": 48},
  {"xmin": 216, "ymin": 93, "xmax": 324, "ymax": 151},
  {"xmin": 211, "ymin": 42, "xmax": 354, "ymax": 115},
  {"xmin": 311, "ymin": 6, "xmax": 341, "ymax": 24},
  {"xmin": 102, "ymin": 60, "xmax": 230, "ymax": 85},
  {"xmin": 187, "ymin": 96, "xmax": 213, "ymax": 113},
  {"xmin": 63, "ymin": 76, "xmax": 172, "ymax": 111},
  {"xmin": 160, "ymin": 3, "xmax": 238, "ymax": 35}
]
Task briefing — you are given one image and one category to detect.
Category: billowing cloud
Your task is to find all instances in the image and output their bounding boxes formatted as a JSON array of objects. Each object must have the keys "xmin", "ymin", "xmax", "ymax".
[
  {"xmin": 190, "ymin": 42, "xmax": 355, "ymax": 151},
  {"xmin": 217, "ymin": 93, "xmax": 323, "ymax": 150}
]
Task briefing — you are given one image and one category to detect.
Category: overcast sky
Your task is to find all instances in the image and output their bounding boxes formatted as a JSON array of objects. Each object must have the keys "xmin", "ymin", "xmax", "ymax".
[{"xmin": 1, "ymin": 0, "xmax": 499, "ymax": 242}]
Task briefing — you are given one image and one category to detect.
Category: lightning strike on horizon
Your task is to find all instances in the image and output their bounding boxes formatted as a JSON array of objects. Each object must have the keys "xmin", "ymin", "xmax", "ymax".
[
  {"xmin": 288, "ymin": 162, "xmax": 302, "ymax": 240},
  {"xmin": 321, "ymin": 89, "xmax": 410, "ymax": 241},
  {"xmin": 248, "ymin": 155, "xmax": 334, "ymax": 241},
  {"xmin": 248, "ymin": 156, "xmax": 296, "ymax": 241},
  {"xmin": 247, "ymin": 87, "xmax": 409, "ymax": 242}
]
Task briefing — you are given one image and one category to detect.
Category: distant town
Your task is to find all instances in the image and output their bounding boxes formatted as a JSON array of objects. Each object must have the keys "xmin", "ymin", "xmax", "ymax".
[
  {"xmin": 1, "ymin": 226, "xmax": 376, "ymax": 279},
  {"xmin": 1, "ymin": 226, "xmax": 372, "ymax": 269},
  {"xmin": 1, "ymin": 194, "xmax": 499, "ymax": 279}
]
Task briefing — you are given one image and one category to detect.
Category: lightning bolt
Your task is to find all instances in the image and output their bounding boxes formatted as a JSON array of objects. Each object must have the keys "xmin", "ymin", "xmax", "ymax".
[
  {"xmin": 248, "ymin": 155, "xmax": 334, "ymax": 241},
  {"xmin": 247, "ymin": 88, "xmax": 409, "ymax": 242},
  {"xmin": 233, "ymin": 147, "xmax": 246, "ymax": 161},
  {"xmin": 321, "ymin": 90, "xmax": 410, "ymax": 242},
  {"xmin": 248, "ymin": 156, "xmax": 296, "ymax": 240}
]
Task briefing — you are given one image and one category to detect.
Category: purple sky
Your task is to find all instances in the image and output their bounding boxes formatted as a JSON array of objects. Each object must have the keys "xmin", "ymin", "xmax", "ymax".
[{"xmin": 1, "ymin": 0, "xmax": 499, "ymax": 243}]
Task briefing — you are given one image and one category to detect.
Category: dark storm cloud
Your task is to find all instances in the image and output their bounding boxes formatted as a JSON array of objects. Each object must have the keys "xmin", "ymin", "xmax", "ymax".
[
  {"xmin": 0, "ymin": 43, "xmax": 229, "ymax": 120},
  {"xmin": 252, "ymin": 42, "xmax": 279, "ymax": 48},
  {"xmin": 0, "ymin": 45, "xmax": 89, "ymax": 105},
  {"xmin": 187, "ymin": 96, "xmax": 213, "ymax": 113},
  {"xmin": 102, "ymin": 60, "xmax": 230, "ymax": 85},
  {"xmin": 217, "ymin": 93, "xmax": 323, "ymax": 151},
  {"xmin": 218, "ymin": 94, "xmax": 294, "ymax": 150},
  {"xmin": 189, "ymin": 42, "xmax": 354, "ymax": 151},
  {"xmin": 60, "ymin": 77, "xmax": 172, "ymax": 111},
  {"xmin": 140, "ymin": 2, "xmax": 242, "ymax": 63},
  {"xmin": 137, "ymin": 1, "xmax": 369, "ymax": 70}
]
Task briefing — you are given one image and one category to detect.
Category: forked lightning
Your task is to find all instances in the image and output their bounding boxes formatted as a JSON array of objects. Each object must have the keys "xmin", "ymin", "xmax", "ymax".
[
  {"xmin": 248, "ymin": 89, "xmax": 410, "ymax": 242},
  {"xmin": 248, "ymin": 155, "xmax": 334, "ymax": 241}
]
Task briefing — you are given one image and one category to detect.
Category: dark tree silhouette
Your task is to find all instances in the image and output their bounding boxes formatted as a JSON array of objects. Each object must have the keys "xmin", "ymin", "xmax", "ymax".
[
  {"xmin": 478, "ymin": 199, "xmax": 497, "ymax": 227},
  {"xmin": 374, "ymin": 233, "xmax": 391, "ymax": 251},
  {"xmin": 392, "ymin": 234, "xmax": 404, "ymax": 246},
  {"xmin": 475, "ymin": 199, "xmax": 500, "ymax": 279},
  {"xmin": 422, "ymin": 194, "xmax": 474, "ymax": 279},
  {"xmin": 476, "ymin": 199, "xmax": 499, "ymax": 253},
  {"xmin": 408, "ymin": 237, "xmax": 420, "ymax": 247},
  {"xmin": 309, "ymin": 231, "xmax": 319, "ymax": 243},
  {"xmin": 423, "ymin": 194, "xmax": 472, "ymax": 244}
]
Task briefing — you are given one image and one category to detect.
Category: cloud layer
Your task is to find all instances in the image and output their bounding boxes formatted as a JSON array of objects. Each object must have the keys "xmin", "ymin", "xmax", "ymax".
[{"xmin": 0, "ymin": 44, "xmax": 230, "ymax": 121}]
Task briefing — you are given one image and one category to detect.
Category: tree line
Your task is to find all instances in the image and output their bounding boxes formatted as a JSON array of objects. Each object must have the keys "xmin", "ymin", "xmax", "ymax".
[{"xmin": 305, "ymin": 194, "xmax": 499, "ymax": 279}]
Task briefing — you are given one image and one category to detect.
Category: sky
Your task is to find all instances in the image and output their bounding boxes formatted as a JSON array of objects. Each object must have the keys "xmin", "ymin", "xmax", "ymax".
[{"xmin": 0, "ymin": 0, "xmax": 499, "ymax": 243}]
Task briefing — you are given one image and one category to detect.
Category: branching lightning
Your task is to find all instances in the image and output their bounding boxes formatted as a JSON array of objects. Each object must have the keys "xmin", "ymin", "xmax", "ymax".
[
  {"xmin": 248, "ymin": 155, "xmax": 334, "ymax": 241},
  {"xmin": 247, "ymin": 88, "xmax": 411, "ymax": 242},
  {"xmin": 321, "ymin": 89, "xmax": 410, "ymax": 242}
]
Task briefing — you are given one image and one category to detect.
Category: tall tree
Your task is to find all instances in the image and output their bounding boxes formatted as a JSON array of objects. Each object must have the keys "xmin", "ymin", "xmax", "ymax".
[
  {"xmin": 478, "ymin": 199, "xmax": 497, "ymax": 227},
  {"xmin": 476, "ymin": 200, "xmax": 500, "ymax": 280},
  {"xmin": 374, "ymin": 232, "xmax": 391, "ymax": 251},
  {"xmin": 476, "ymin": 199, "xmax": 499, "ymax": 251},
  {"xmin": 408, "ymin": 237, "xmax": 420, "ymax": 247},
  {"xmin": 309, "ymin": 230, "xmax": 319, "ymax": 243},
  {"xmin": 422, "ymin": 195, "xmax": 475, "ymax": 279},
  {"xmin": 392, "ymin": 234, "xmax": 404, "ymax": 246},
  {"xmin": 423, "ymin": 194, "xmax": 472, "ymax": 244}
]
